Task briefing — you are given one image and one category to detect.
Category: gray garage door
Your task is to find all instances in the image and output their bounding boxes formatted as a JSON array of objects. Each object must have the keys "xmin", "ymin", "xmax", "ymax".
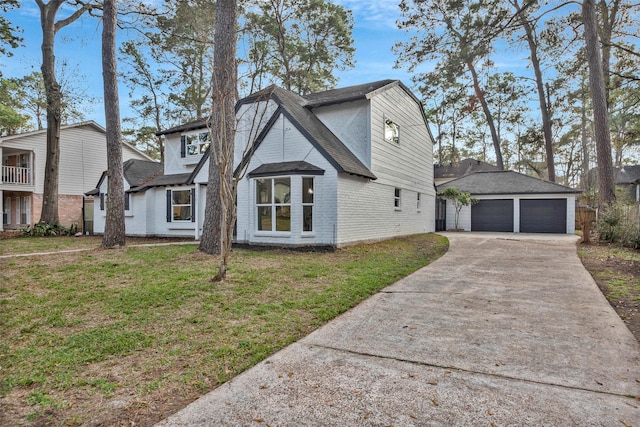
[
  {"xmin": 471, "ymin": 199, "xmax": 514, "ymax": 232},
  {"xmin": 520, "ymin": 199, "xmax": 567, "ymax": 233}
]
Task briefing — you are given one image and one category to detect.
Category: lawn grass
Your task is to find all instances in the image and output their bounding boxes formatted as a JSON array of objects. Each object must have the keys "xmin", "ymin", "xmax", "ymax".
[{"xmin": 0, "ymin": 233, "xmax": 448, "ymax": 426}]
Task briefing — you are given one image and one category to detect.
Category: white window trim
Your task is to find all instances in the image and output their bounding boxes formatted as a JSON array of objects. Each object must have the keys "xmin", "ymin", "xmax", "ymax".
[
  {"xmin": 302, "ymin": 176, "xmax": 314, "ymax": 235},
  {"xmin": 417, "ymin": 192, "xmax": 422, "ymax": 212},
  {"xmin": 172, "ymin": 189, "xmax": 193, "ymax": 222},
  {"xmin": 394, "ymin": 188, "xmax": 402, "ymax": 210},
  {"xmin": 384, "ymin": 116, "xmax": 400, "ymax": 144},
  {"xmin": 254, "ymin": 177, "xmax": 292, "ymax": 235},
  {"xmin": 185, "ymin": 131, "xmax": 211, "ymax": 157}
]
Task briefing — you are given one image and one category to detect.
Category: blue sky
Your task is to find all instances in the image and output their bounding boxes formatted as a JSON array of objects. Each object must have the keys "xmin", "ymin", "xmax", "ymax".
[{"xmin": 3, "ymin": 0, "xmax": 428, "ymax": 128}]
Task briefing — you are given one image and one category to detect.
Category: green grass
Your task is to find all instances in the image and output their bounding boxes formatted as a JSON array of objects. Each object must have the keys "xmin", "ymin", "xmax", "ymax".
[{"xmin": 0, "ymin": 233, "xmax": 448, "ymax": 426}]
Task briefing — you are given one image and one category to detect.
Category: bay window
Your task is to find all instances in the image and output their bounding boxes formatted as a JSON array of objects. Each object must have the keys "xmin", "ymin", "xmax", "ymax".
[{"xmin": 256, "ymin": 177, "xmax": 291, "ymax": 232}]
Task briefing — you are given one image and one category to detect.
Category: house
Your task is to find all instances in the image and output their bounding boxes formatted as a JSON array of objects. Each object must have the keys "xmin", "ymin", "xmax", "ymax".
[
  {"xmin": 436, "ymin": 170, "xmax": 581, "ymax": 234},
  {"xmin": 90, "ymin": 79, "xmax": 436, "ymax": 246},
  {"xmin": 612, "ymin": 165, "xmax": 640, "ymax": 203},
  {"xmin": 0, "ymin": 121, "xmax": 154, "ymax": 232},
  {"xmin": 434, "ymin": 158, "xmax": 501, "ymax": 185}
]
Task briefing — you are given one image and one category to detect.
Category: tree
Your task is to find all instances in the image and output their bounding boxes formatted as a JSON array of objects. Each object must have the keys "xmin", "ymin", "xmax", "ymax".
[
  {"xmin": 199, "ymin": 0, "xmax": 237, "ymax": 280},
  {"xmin": 396, "ymin": 0, "xmax": 509, "ymax": 169},
  {"xmin": 101, "ymin": 0, "xmax": 125, "ymax": 248},
  {"xmin": 438, "ymin": 187, "xmax": 478, "ymax": 230},
  {"xmin": 0, "ymin": 0, "xmax": 22, "ymax": 57},
  {"xmin": 583, "ymin": 0, "xmax": 616, "ymax": 207},
  {"xmin": 243, "ymin": 0, "xmax": 355, "ymax": 95},
  {"xmin": 0, "ymin": 77, "xmax": 29, "ymax": 135},
  {"xmin": 36, "ymin": 0, "xmax": 91, "ymax": 225},
  {"xmin": 508, "ymin": 0, "xmax": 557, "ymax": 181}
]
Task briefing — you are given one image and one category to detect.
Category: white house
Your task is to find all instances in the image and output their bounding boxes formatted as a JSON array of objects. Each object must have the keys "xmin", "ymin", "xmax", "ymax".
[
  {"xmin": 0, "ymin": 121, "xmax": 153, "ymax": 231},
  {"xmin": 91, "ymin": 80, "xmax": 436, "ymax": 246},
  {"xmin": 436, "ymin": 170, "xmax": 581, "ymax": 234}
]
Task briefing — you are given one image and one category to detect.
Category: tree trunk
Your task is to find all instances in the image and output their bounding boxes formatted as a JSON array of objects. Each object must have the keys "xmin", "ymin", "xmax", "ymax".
[
  {"xmin": 36, "ymin": 0, "xmax": 88, "ymax": 225},
  {"xmin": 38, "ymin": 0, "xmax": 64, "ymax": 225},
  {"xmin": 466, "ymin": 59, "xmax": 504, "ymax": 170},
  {"xmin": 199, "ymin": 0, "xmax": 237, "ymax": 281},
  {"xmin": 584, "ymin": 0, "xmax": 616, "ymax": 207},
  {"xmin": 515, "ymin": 2, "xmax": 556, "ymax": 181},
  {"xmin": 580, "ymin": 80, "xmax": 591, "ymax": 192},
  {"xmin": 598, "ymin": 0, "xmax": 620, "ymax": 108},
  {"xmin": 101, "ymin": 0, "xmax": 126, "ymax": 247}
]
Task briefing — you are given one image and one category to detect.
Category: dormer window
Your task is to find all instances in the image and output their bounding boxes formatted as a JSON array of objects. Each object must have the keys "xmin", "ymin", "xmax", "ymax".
[
  {"xmin": 181, "ymin": 131, "xmax": 211, "ymax": 157},
  {"xmin": 384, "ymin": 117, "xmax": 399, "ymax": 144}
]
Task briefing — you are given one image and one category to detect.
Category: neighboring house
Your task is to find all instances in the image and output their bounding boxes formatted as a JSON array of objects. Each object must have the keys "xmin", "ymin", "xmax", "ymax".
[
  {"xmin": 0, "ymin": 121, "xmax": 154, "ymax": 232},
  {"xmin": 434, "ymin": 158, "xmax": 501, "ymax": 185},
  {"xmin": 613, "ymin": 165, "xmax": 640, "ymax": 203},
  {"xmin": 437, "ymin": 170, "xmax": 581, "ymax": 234},
  {"xmin": 90, "ymin": 79, "xmax": 436, "ymax": 246}
]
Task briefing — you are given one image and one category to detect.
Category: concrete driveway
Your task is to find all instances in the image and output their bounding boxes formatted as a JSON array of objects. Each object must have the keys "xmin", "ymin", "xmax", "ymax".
[{"xmin": 157, "ymin": 233, "xmax": 640, "ymax": 426}]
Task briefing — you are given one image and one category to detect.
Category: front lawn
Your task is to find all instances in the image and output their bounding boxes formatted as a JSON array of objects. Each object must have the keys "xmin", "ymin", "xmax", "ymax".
[{"xmin": 0, "ymin": 233, "xmax": 448, "ymax": 426}]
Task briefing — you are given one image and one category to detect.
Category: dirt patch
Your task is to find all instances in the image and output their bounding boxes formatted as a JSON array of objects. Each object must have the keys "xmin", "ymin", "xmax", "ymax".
[{"xmin": 579, "ymin": 242, "xmax": 640, "ymax": 342}]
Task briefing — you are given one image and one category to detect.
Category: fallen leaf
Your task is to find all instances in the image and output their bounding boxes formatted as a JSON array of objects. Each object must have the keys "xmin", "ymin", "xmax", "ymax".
[
  {"xmin": 409, "ymin": 414, "xmax": 417, "ymax": 419},
  {"xmin": 444, "ymin": 370, "xmax": 451, "ymax": 375},
  {"xmin": 259, "ymin": 385, "xmax": 268, "ymax": 390},
  {"xmin": 253, "ymin": 418, "xmax": 264, "ymax": 423},
  {"xmin": 288, "ymin": 372, "xmax": 294, "ymax": 377},
  {"xmin": 487, "ymin": 409, "xmax": 493, "ymax": 415},
  {"xmin": 619, "ymin": 421, "xmax": 631, "ymax": 427},
  {"xmin": 595, "ymin": 380, "xmax": 603, "ymax": 386},
  {"xmin": 428, "ymin": 381, "xmax": 438, "ymax": 386},
  {"xmin": 363, "ymin": 413, "xmax": 370, "ymax": 419},
  {"xmin": 225, "ymin": 402, "xmax": 231, "ymax": 406}
]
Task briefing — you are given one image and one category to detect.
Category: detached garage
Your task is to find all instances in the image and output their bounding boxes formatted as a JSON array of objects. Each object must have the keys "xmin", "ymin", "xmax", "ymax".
[{"xmin": 437, "ymin": 171, "xmax": 581, "ymax": 234}]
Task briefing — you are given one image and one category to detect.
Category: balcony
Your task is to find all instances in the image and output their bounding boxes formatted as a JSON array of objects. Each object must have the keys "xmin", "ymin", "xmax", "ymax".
[{"xmin": 2, "ymin": 165, "xmax": 32, "ymax": 185}]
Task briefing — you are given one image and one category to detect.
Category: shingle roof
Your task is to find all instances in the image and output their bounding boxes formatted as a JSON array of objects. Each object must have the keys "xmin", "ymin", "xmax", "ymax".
[
  {"xmin": 302, "ymin": 79, "xmax": 397, "ymax": 107},
  {"xmin": 129, "ymin": 173, "xmax": 192, "ymax": 193},
  {"xmin": 436, "ymin": 170, "xmax": 581, "ymax": 195},
  {"xmin": 247, "ymin": 161, "xmax": 325, "ymax": 178},
  {"xmin": 615, "ymin": 165, "xmax": 640, "ymax": 184},
  {"xmin": 122, "ymin": 159, "xmax": 164, "ymax": 187},
  {"xmin": 434, "ymin": 158, "xmax": 501, "ymax": 179}
]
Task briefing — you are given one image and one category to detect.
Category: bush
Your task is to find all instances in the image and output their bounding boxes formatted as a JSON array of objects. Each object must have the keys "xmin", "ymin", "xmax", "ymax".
[
  {"xmin": 597, "ymin": 202, "xmax": 640, "ymax": 249},
  {"xmin": 22, "ymin": 222, "xmax": 78, "ymax": 237},
  {"xmin": 597, "ymin": 205, "xmax": 624, "ymax": 243}
]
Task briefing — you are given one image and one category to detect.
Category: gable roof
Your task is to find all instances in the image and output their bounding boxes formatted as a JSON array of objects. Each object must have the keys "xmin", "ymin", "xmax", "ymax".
[
  {"xmin": 123, "ymin": 159, "xmax": 164, "ymax": 187},
  {"xmin": 434, "ymin": 158, "xmax": 502, "ymax": 180},
  {"xmin": 0, "ymin": 121, "xmax": 106, "ymax": 142},
  {"xmin": 247, "ymin": 161, "xmax": 325, "ymax": 178},
  {"xmin": 436, "ymin": 170, "xmax": 581, "ymax": 195},
  {"xmin": 129, "ymin": 173, "xmax": 192, "ymax": 193},
  {"xmin": 615, "ymin": 165, "xmax": 640, "ymax": 184}
]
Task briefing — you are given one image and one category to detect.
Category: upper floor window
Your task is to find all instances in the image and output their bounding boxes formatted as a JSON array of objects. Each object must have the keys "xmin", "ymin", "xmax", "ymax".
[
  {"xmin": 384, "ymin": 118, "xmax": 399, "ymax": 144},
  {"xmin": 256, "ymin": 177, "xmax": 291, "ymax": 232},
  {"xmin": 181, "ymin": 131, "xmax": 210, "ymax": 157}
]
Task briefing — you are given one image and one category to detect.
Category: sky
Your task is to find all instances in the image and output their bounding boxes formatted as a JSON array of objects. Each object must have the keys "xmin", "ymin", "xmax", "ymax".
[{"xmin": 2, "ymin": 0, "xmax": 438, "ymax": 128}]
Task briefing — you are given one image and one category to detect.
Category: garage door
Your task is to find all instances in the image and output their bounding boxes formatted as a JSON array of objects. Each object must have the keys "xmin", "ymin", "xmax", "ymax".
[
  {"xmin": 471, "ymin": 199, "xmax": 514, "ymax": 232},
  {"xmin": 520, "ymin": 199, "xmax": 566, "ymax": 233}
]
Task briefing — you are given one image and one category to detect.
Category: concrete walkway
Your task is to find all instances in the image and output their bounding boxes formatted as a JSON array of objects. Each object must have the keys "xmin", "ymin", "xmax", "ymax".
[{"xmin": 156, "ymin": 233, "xmax": 640, "ymax": 426}]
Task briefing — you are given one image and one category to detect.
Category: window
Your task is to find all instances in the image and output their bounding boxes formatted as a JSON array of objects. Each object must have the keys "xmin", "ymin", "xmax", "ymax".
[
  {"xmin": 183, "ymin": 132, "xmax": 211, "ymax": 157},
  {"xmin": 256, "ymin": 178, "xmax": 291, "ymax": 232},
  {"xmin": 19, "ymin": 196, "xmax": 29, "ymax": 224},
  {"xmin": 302, "ymin": 177, "xmax": 314, "ymax": 232},
  {"xmin": 394, "ymin": 188, "xmax": 401, "ymax": 209},
  {"xmin": 417, "ymin": 193, "xmax": 421, "ymax": 211},
  {"xmin": 384, "ymin": 118, "xmax": 399, "ymax": 144},
  {"xmin": 171, "ymin": 190, "xmax": 192, "ymax": 221}
]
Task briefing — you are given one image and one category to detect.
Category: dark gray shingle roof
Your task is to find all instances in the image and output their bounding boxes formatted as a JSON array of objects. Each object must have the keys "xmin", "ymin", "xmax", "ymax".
[
  {"xmin": 122, "ymin": 159, "xmax": 164, "ymax": 187},
  {"xmin": 436, "ymin": 171, "xmax": 581, "ymax": 195},
  {"xmin": 248, "ymin": 161, "xmax": 325, "ymax": 178},
  {"xmin": 435, "ymin": 158, "xmax": 501, "ymax": 179},
  {"xmin": 615, "ymin": 165, "xmax": 640, "ymax": 184},
  {"xmin": 129, "ymin": 173, "xmax": 192, "ymax": 193}
]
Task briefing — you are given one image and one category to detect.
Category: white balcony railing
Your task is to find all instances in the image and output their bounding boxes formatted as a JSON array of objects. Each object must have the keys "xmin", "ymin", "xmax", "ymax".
[{"xmin": 2, "ymin": 165, "xmax": 32, "ymax": 185}]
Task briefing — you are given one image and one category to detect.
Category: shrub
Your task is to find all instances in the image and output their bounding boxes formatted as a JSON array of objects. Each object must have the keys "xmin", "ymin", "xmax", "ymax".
[
  {"xmin": 597, "ymin": 204, "xmax": 624, "ymax": 243},
  {"xmin": 22, "ymin": 222, "xmax": 78, "ymax": 237}
]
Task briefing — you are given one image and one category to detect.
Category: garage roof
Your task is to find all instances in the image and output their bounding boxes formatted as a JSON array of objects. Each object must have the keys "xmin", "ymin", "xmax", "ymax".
[{"xmin": 436, "ymin": 170, "xmax": 582, "ymax": 195}]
